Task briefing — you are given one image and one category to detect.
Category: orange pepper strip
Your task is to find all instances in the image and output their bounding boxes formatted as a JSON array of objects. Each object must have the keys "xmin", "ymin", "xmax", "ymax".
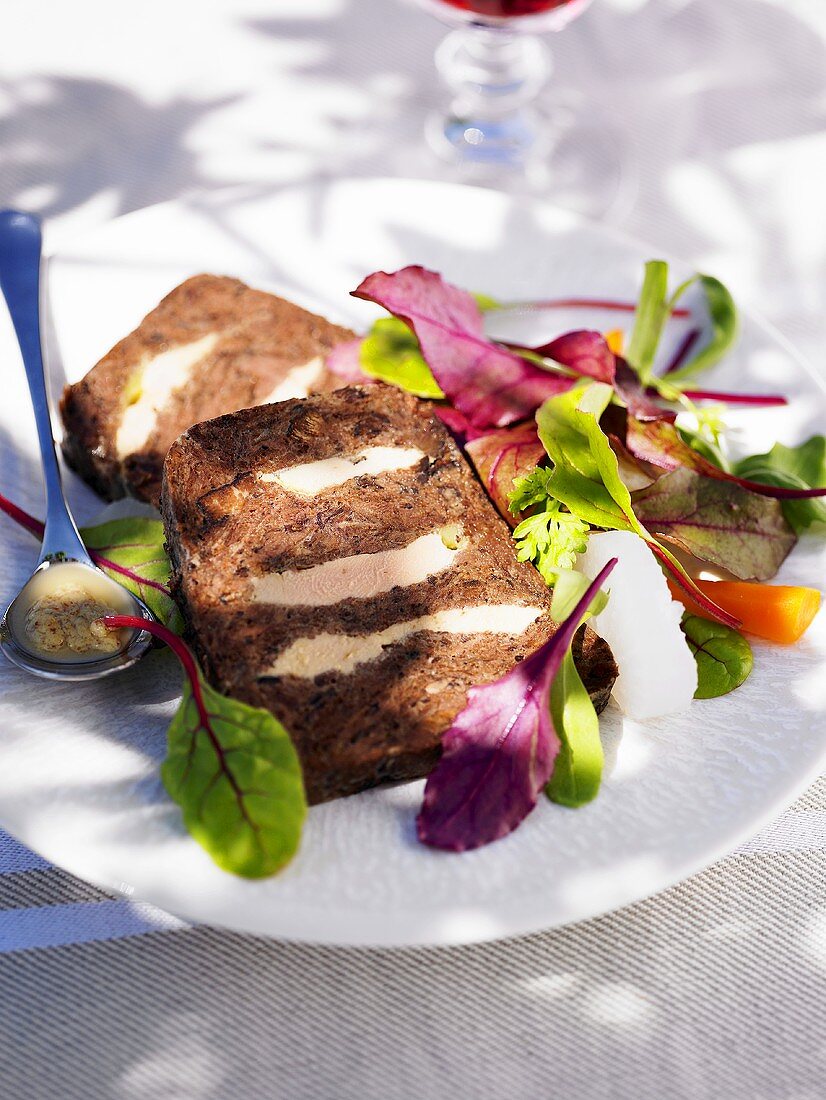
[
  {"xmin": 668, "ymin": 578, "xmax": 821, "ymax": 644},
  {"xmin": 605, "ymin": 328, "xmax": 624, "ymax": 356}
]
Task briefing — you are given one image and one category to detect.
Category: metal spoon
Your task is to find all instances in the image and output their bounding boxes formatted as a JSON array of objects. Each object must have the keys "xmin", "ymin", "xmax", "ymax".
[{"xmin": 0, "ymin": 209, "xmax": 153, "ymax": 681}]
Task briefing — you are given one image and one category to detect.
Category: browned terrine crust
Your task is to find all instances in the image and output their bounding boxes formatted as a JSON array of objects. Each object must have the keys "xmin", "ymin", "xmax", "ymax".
[
  {"xmin": 161, "ymin": 385, "xmax": 617, "ymax": 804},
  {"xmin": 60, "ymin": 274, "xmax": 354, "ymax": 505}
]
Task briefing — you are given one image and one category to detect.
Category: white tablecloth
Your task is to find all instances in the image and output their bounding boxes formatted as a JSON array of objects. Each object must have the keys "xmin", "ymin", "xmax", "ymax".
[{"xmin": 1, "ymin": 1, "xmax": 825, "ymax": 1097}]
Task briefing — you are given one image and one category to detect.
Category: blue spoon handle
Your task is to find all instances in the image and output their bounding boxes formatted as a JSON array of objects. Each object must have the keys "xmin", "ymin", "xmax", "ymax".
[{"xmin": 0, "ymin": 210, "xmax": 90, "ymax": 564}]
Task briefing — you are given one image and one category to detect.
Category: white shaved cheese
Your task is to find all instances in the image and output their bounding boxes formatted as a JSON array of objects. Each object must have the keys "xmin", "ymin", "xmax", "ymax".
[
  {"xmin": 260, "ymin": 445, "xmax": 425, "ymax": 496},
  {"xmin": 263, "ymin": 603, "xmax": 544, "ymax": 678},
  {"xmin": 579, "ymin": 531, "xmax": 697, "ymax": 720},
  {"xmin": 251, "ymin": 530, "xmax": 461, "ymax": 607},
  {"xmin": 116, "ymin": 332, "xmax": 219, "ymax": 457},
  {"xmin": 259, "ymin": 356, "xmax": 326, "ymax": 405}
]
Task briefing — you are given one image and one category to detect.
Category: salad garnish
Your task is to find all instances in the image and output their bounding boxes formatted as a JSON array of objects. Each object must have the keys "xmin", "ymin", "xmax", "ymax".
[
  {"xmin": 681, "ymin": 614, "xmax": 753, "ymax": 700},
  {"xmin": 465, "ymin": 424, "xmax": 546, "ymax": 519},
  {"xmin": 417, "ymin": 559, "xmax": 616, "ymax": 852},
  {"xmin": 103, "ymin": 615, "xmax": 307, "ymax": 878},
  {"xmin": 344, "ymin": 262, "xmax": 826, "ymax": 606},
  {"xmin": 671, "ymin": 579, "xmax": 821, "ymax": 645},
  {"xmin": 580, "ymin": 531, "xmax": 699, "ymax": 720},
  {"xmin": 734, "ymin": 436, "xmax": 826, "ymax": 531},
  {"xmin": 632, "ymin": 467, "xmax": 796, "ymax": 581},
  {"xmin": 353, "ymin": 266, "xmax": 573, "ymax": 428}
]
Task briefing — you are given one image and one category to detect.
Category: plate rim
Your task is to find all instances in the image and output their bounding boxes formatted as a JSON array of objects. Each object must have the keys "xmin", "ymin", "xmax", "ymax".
[{"xmin": 0, "ymin": 175, "xmax": 823, "ymax": 947}]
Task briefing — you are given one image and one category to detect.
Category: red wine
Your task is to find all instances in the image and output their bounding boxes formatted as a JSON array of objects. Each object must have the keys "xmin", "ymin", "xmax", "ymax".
[{"xmin": 438, "ymin": 0, "xmax": 576, "ymax": 16}]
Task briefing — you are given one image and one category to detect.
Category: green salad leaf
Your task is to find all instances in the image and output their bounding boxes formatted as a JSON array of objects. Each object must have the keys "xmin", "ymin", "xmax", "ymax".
[
  {"xmin": 667, "ymin": 275, "xmax": 739, "ymax": 383},
  {"xmin": 536, "ymin": 382, "xmax": 642, "ymax": 532},
  {"xmin": 734, "ymin": 436, "xmax": 826, "ymax": 532},
  {"xmin": 509, "ymin": 468, "xmax": 590, "ymax": 583},
  {"xmin": 535, "ymin": 383, "xmax": 741, "ymax": 628},
  {"xmin": 546, "ymin": 570, "xmax": 607, "ymax": 807},
  {"xmin": 359, "ymin": 316, "xmax": 444, "ymax": 398},
  {"xmin": 548, "ymin": 648, "xmax": 604, "ymax": 806},
  {"xmin": 626, "ymin": 260, "xmax": 672, "ymax": 383},
  {"xmin": 512, "ymin": 506, "xmax": 590, "ymax": 584},
  {"xmin": 676, "ymin": 400, "xmax": 731, "ymax": 471},
  {"xmin": 509, "ymin": 465, "xmax": 555, "ymax": 514},
  {"xmin": 681, "ymin": 614, "xmax": 753, "ymax": 698},
  {"xmin": 103, "ymin": 615, "xmax": 307, "ymax": 878},
  {"xmin": 162, "ymin": 673, "xmax": 306, "ymax": 878},
  {"xmin": 626, "ymin": 260, "xmax": 738, "ymax": 387},
  {"xmin": 81, "ymin": 516, "xmax": 183, "ymax": 632}
]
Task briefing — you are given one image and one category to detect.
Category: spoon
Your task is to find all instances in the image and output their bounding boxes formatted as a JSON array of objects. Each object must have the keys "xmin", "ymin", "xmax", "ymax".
[{"xmin": 0, "ymin": 209, "xmax": 153, "ymax": 681}]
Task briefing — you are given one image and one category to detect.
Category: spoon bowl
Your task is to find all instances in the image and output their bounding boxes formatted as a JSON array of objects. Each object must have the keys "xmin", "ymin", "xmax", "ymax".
[{"xmin": 1, "ymin": 559, "xmax": 154, "ymax": 682}]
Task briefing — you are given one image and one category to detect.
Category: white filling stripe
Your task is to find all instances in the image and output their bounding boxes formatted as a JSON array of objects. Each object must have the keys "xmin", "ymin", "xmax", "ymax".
[
  {"xmin": 260, "ymin": 446, "xmax": 425, "ymax": 496},
  {"xmin": 116, "ymin": 332, "xmax": 219, "ymax": 457},
  {"xmin": 264, "ymin": 604, "xmax": 544, "ymax": 678},
  {"xmin": 251, "ymin": 530, "xmax": 460, "ymax": 608},
  {"xmin": 259, "ymin": 356, "xmax": 326, "ymax": 405}
]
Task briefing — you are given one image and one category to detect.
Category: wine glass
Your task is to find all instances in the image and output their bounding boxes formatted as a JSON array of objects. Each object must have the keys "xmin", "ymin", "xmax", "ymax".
[{"xmin": 414, "ymin": 0, "xmax": 632, "ymax": 218}]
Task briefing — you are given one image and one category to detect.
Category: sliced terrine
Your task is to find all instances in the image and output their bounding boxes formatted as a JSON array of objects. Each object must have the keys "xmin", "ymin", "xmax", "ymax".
[
  {"xmin": 60, "ymin": 274, "xmax": 354, "ymax": 505},
  {"xmin": 161, "ymin": 385, "xmax": 617, "ymax": 804}
]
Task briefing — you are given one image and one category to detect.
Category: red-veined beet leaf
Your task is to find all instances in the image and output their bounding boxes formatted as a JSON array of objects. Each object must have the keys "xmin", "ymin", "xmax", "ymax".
[{"xmin": 104, "ymin": 616, "xmax": 306, "ymax": 878}]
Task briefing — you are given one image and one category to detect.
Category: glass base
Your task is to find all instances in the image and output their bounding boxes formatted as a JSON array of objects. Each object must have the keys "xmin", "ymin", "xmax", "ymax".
[
  {"xmin": 426, "ymin": 99, "xmax": 636, "ymax": 222},
  {"xmin": 425, "ymin": 24, "xmax": 637, "ymax": 222},
  {"xmin": 427, "ymin": 107, "xmax": 548, "ymax": 169}
]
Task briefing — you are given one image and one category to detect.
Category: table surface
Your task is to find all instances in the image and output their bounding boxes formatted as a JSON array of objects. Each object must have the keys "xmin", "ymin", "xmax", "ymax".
[{"xmin": 1, "ymin": 1, "xmax": 825, "ymax": 1097}]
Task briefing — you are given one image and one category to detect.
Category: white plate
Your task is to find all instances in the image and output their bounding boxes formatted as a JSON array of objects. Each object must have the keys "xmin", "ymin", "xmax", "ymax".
[{"xmin": 0, "ymin": 179, "xmax": 824, "ymax": 947}]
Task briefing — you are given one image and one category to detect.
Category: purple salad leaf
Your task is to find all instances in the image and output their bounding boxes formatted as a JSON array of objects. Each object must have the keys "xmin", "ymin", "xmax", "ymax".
[
  {"xmin": 432, "ymin": 405, "xmax": 481, "ymax": 446},
  {"xmin": 417, "ymin": 559, "xmax": 617, "ymax": 853},
  {"xmin": 326, "ymin": 339, "xmax": 370, "ymax": 384},
  {"xmin": 613, "ymin": 357, "xmax": 677, "ymax": 422},
  {"xmin": 352, "ymin": 266, "xmax": 574, "ymax": 429},
  {"xmin": 626, "ymin": 417, "xmax": 826, "ymax": 502},
  {"xmin": 465, "ymin": 423, "xmax": 546, "ymax": 522},
  {"xmin": 526, "ymin": 330, "xmax": 617, "ymax": 384}
]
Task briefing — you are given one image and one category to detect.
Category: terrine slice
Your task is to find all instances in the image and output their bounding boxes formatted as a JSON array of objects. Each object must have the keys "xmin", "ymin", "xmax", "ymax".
[
  {"xmin": 60, "ymin": 274, "xmax": 354, "ymax": 505},
  {"xmin": 161, "ymin": 385, "xmax": 617, "ymax": 804}
]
